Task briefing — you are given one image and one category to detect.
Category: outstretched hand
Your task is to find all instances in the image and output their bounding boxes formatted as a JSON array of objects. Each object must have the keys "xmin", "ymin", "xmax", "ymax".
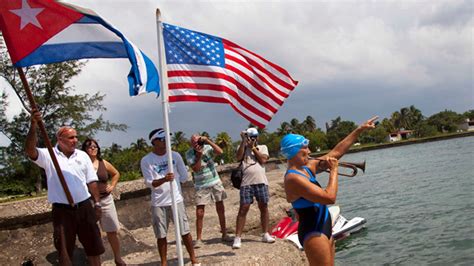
[{"xmin": 360, "ymin": 116, "xmax": 379, "ymax": 130}]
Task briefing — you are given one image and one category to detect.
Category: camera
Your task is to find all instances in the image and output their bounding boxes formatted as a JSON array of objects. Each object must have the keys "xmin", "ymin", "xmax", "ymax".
[{"xmin": 197, "ymin": 138, "xmax": 205, "ymax": 146}]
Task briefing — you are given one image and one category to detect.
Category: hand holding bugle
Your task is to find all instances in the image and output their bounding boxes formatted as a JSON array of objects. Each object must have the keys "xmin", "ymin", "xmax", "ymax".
[{"xmin": 310, "ymin": 157, "xmax": 366, "ymax": 177}]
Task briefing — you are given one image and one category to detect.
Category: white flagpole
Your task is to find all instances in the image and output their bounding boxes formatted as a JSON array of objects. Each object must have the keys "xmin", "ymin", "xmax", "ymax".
[{"xmin": 156, "ymin": 9, "xmax": 184, "ymax": 266}]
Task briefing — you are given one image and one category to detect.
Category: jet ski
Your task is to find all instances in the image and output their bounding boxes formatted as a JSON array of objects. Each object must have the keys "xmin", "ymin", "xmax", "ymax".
[{"xmin": 271, "ymin": 205, "xmax": 366, "ymax": 250}]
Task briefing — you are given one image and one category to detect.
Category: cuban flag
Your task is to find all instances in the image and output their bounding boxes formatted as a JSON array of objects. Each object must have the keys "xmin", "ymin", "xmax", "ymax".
[{"xmin": 0, "ymin": 0, "xmax": 159, "ymax": 96}]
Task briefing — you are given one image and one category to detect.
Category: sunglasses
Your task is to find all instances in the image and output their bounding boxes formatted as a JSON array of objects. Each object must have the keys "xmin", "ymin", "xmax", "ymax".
[
  {"xmin": 87, "ymin": 145, "xmax": 98, "ymax": 150},
  {"xmin": 153, "ymin": 137, "xmax": 166, "ymax": 142}
]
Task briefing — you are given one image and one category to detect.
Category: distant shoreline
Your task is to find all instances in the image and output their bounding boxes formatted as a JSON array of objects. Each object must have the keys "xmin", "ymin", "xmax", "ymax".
[{"xmin": 311, "ymin": 131, "xmax": 474, "ymax": 157}]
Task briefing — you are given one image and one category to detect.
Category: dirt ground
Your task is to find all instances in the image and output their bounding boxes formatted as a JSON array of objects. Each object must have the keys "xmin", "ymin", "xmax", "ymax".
[{"xmin": 0, "ymin": 167, "xmax": 309, "ymax": 265}]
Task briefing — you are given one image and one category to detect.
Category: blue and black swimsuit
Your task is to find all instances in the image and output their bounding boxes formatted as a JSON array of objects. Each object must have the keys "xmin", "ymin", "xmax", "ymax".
[{"xmin": 286, "ymin": 166, "xmax": 332, "ymax": 245}]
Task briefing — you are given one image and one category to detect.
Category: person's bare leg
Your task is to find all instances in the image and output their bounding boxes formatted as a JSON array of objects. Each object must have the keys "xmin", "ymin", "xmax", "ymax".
[
  {"xmin": 182, "ymin": 233, "xmax": 199, "ymax": 264},
  {"xmin": 157, "ymin": 238, "xmax": 167, "ymax": 266},
  {"xmin": 106, "ymin": 231, "xmax": 125, "ymax": 265},
  {"xmin": 304, "ymin": 235, "xmax": 333, "ymax": 266},
  {"xmin": 257, "ymin": 201, "xmax": 270, "ymax": 233},
  {"xmin": 87, "ymin": 255, "xmax": 101, "ymax": 266},
  {"xmin": 235, "ymin": 204, "xmax": 250, "ymax": 237},
  {"xmin": 195, "ymin": 205, "xmax": 205, "ymax": 241},
  {"xmin": 215, "ymin": 201, "xmax": 228, "ymax": 237}
]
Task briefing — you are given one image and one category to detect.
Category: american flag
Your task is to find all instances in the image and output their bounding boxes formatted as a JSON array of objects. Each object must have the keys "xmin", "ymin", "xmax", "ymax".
[{"xmin": 163, "ymin": 23, "xmax": 298, "ymax": 128}]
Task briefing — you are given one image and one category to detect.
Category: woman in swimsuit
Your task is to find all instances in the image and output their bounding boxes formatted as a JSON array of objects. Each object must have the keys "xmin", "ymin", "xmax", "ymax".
[
  {"xmin": 82, "ymin": 138, "xmax": 126, "ymax": 266},
  {"xmin": 281, "ymin": 116, "xmax": 378, "ymax": 265}
]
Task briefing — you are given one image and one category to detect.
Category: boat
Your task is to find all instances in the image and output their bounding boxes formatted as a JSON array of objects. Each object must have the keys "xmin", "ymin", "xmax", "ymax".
[{"xmin": 271, "ymin": 205, "xmax": 366, "ymax": 250}]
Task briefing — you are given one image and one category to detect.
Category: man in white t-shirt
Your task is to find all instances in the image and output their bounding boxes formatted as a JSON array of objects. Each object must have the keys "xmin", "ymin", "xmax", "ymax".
[
  {"xmin": 232, "ymin": 128, "xmax": 275, "ymax": 249},
  {"xmin": 140, "ymin": 128, "xmax": 199, "ymax": 266}
]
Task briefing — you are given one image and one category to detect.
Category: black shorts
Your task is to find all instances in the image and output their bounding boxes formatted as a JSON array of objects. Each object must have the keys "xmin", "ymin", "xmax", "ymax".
[
  {"xmin": 52, "ymin": 199, "xmax": 105, "ymax": 257},
  {"xmin": 296, "ymin": 205, "xmax": 332, "ymax": 246}
]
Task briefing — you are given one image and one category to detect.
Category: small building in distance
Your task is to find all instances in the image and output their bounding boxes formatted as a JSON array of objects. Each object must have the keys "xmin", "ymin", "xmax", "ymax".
[
  {"xmin": 386, "ymin": 129, "xmax": 414, "ymax": 142},
  {"xmin": 457, "ymin": 118, "xmax": 474, "ymax": 132}
]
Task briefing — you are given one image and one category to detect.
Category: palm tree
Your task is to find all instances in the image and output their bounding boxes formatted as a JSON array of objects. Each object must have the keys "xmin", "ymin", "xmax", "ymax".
[
  {"xmin": 276, "ymin": 121, "xmax": 291, "ymax": 136},
  {"xmin": 215, "ymin": 132, "xmax": 232, "ymax": 148},
  {"xmin": 303, "ymin": 115, "xmax": 316, "ymax": 132},
  {"xmin": 409, "ymin": 105, "xmax": 424, "ymax": 127},
  {"xmin": 290, "ymin": 118, "xmax": 301, "ymax": 133},
  {"xmin": 130, "ymin": 138, "xmax": 148, "ymax": 151},
  {"xmin": 172, "ymin": 131, "xmax": 187, "ymax": 148}
]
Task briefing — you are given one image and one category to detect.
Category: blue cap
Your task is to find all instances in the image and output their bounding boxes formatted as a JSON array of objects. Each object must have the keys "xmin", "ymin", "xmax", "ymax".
[{"xmin": 280, "ymin": 134, "xmax": 309, "ymax": 159}]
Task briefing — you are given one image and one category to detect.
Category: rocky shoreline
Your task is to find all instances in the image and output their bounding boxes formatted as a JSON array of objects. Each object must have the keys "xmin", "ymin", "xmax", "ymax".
[{"xmin": 0, "ymin": 163, "xmax": 310, "ymax": 265}]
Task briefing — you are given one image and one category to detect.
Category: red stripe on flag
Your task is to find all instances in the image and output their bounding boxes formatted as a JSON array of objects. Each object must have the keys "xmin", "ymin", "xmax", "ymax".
[
  {"xmin": 223, "ymin": 39, "xmax": 298, "ymax": 87},
  {"xmin": 168, "ymin": 70, "xmax": 279, "ymax": 112},
  {"xmin": 225, "ymin": 44, "xmax": 295, "ymax": 92},
  {"xmin": 169, "ymin": 82, "xmax": 274, "ymax": 120}
]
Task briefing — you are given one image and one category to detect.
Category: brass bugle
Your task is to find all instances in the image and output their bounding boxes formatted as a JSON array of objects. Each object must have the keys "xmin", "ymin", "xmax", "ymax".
[{"xmin": 310, "ymin": 158, "xmax": 366, "ymax": 177}]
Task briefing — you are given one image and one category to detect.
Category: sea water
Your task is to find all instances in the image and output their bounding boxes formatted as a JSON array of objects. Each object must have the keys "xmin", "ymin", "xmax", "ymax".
[{"xmin": 321, "ymin": 136, "xmax": 474, "ymax": 265}]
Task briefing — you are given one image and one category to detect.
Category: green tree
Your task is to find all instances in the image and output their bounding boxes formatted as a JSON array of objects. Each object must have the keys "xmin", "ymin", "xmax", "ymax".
[
  {"xmin": 463, "ymin": 110, "xmax": 474, "ymax": 120},
  {"xmin": 326, "ymin": 117, "xmax": 357, "ymax": 148},
  {"xmin": 306, "ymin": 129, "xmax": 328, "ymax": 151},
  {"xmin": 427, "ymin": 110, "xmax": 464, "ymax": 132},
  {"xmin": 289, "ymin": 118, "xmax": 303, "ymax": 134},
  {"xmin": 302, "ymin": 115, "xmax": 317, "ymax": 132},
  {"xmin": 276, "ymin": 121, "xmax": 291, "ymax": 136},
  {"xmin": 390, "ymin": 105, "xmax": 424, "ymax": 131},
  {"xmin": 130, "ymin": 138, "xmax": 148, "ymax": 151},
  {"xmin": 171, "ymin": 131, "xmax": 190, "ymax": 159},
  {"xmin": 215, "ymin": 132, "xmax": 234, "ymax": 164},
  {"xmin": 413, "ymin": 121, "xmax": 438, "ymax": 137}
]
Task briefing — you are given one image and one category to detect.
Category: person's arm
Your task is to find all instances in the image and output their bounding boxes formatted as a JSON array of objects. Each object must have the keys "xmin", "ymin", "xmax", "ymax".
[
  {"xmin": 176, "ymin": 153, "xmax": 189, "ymax": 183},
  {"xmin": 252, "ymin": 145, "xmax": 269, "ymax": 165},
  {"xmin": 87, "ymin": 181, "xmax": 102, "ymax": 220},
  {"xmin": 286, "ymin": 157, "xmax": 339, "ymax": 204},
  {"xmin": 141, "ymin": 158, "xmax": 173, "ymax": 188},
  {"xmin": 325, "ymin": 116, "xmax": 378, "ymax": 160},
  {"xmin": 236, "ymin": 131, "xmax": 247, "ymax": 161},
  {"xmin": 202, "ymin": 136, "xmax": 223, "ymax": 155},
  {"xmin": 190, "ymin": 150, "xmax": 203, "ymax": 172},
  {"xmin": 25, "ymin": 109, "xmax": 41, "ymax": 160},
  {"xmin": 104, "ymin": 160, "xmax": 120, "ymax": 193}
]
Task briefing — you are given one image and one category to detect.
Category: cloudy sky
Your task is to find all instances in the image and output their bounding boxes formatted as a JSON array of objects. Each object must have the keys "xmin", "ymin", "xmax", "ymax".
[{"xmin": 1, "ymin": 0, "xmax": 472, "ymax": 147}]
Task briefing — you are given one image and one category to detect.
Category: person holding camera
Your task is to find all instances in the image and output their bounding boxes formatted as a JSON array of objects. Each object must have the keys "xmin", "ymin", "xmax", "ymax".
[
  {"xmin": 232, "ymin": 128, "xmax": 275, "ymax": 249},
  {"xmin": 185, "ymin": 134, "xmax": 232, "ymax": 248}
]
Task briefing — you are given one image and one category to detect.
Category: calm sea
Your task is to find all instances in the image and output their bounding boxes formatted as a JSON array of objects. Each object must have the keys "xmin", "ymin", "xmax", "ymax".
[{"xmin": 321, "ymin": 136, "xmax": 474, "ymax": 265}]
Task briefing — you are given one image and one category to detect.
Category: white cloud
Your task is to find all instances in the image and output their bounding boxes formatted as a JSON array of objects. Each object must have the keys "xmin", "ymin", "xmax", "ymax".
[{"xmin": 2, "ymin": 0, "xmax": 472, "ymax": 147}]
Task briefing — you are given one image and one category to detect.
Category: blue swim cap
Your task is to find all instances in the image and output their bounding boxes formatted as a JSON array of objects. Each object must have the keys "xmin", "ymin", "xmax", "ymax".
[{"xmin": 280, "ymin": 134, "xmax": 309, "ymax": 159}]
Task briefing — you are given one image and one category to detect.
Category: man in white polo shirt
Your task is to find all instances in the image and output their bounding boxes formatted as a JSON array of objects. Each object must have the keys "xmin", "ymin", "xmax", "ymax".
[{"xmin": 25, "ymin": 110, "xmax": 104, "ymax": 266}]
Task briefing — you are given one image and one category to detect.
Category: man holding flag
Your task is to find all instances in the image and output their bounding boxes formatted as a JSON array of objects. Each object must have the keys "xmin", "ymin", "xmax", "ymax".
[
  {"xmin": 26, "ymin": 110, "xmax": 104, "ymax": 266},
  {"xmin": 1, "ymin": 0, "xmax": 159, "ymax": 264}
]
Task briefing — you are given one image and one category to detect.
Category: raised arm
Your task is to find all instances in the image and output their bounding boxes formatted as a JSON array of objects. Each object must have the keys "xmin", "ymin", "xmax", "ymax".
[
  {"xmin": 236, "ymin": 131, "xmax": 247, "ymax": 161},
  {"xmin": 326, "ymin": 116, "xmax": 378, "ymax": 159},
  {"xmin": 202, "ymin": 136, "xmax": 223, "ymax": 155},
  {"xmin": 25, "ymin": 109, "xmax": 41, "ymax": 160}
]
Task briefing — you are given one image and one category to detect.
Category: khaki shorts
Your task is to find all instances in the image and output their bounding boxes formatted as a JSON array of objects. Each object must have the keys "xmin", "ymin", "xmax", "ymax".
[
  {"xmin": 151, "ymin": 202, "xmax": 190, "ymax": 239},
  {"xmin": 99, "ymin": 194, "xmax": 120, "ymax": 232},
  {"xmin": 195, "ymin": 182, "xmax": 227, "ymax": 206}
]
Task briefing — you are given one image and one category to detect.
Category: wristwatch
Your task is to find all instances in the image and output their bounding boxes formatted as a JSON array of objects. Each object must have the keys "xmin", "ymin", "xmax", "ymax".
[{"xmin": 94, "ymin": 202, "xmax": 102, "ymax": 208}]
